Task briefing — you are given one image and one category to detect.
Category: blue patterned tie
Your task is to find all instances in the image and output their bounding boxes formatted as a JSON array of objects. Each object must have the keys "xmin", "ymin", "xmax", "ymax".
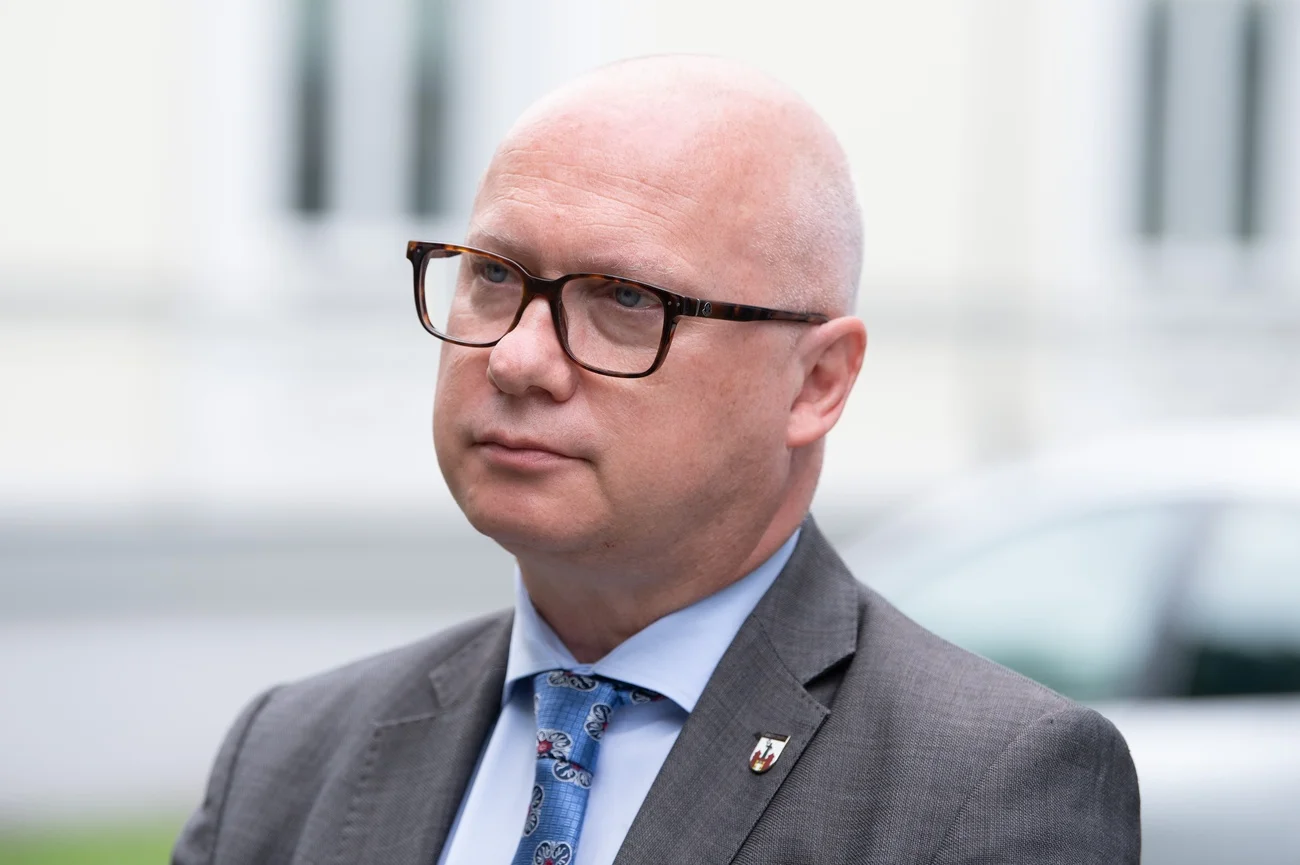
[{"xmin": 511, "ymin": 670, "xmax": 659, "ymax": 865}]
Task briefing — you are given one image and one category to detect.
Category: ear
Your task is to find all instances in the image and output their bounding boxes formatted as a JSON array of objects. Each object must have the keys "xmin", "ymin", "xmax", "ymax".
[{"xmin": 787, "ymin": 316, "xmax": 867, "ymax": 450}]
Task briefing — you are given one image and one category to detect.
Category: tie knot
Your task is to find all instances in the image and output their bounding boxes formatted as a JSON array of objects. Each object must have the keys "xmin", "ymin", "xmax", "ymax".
[{"xmin": 531, "ymin": 671, "xmax": 662, "ymax": 774}]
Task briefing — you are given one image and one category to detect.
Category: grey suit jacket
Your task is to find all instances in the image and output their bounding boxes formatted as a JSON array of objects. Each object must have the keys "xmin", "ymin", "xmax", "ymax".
[{"xmin": 173, "ymin": 519, "xmax": 1140, "ymax": 864}]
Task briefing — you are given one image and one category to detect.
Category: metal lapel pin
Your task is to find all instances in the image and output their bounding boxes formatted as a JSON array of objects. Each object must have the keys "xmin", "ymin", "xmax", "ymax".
[{"xmin": 749, "ymin": 733, "xmax": 790, "ymax": 774}]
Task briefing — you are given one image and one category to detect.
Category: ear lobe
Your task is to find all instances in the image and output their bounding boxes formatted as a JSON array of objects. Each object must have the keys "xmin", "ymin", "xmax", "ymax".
[{"xmin": 786, "ymin": 317, "xmax": 867, "ymax": 450}]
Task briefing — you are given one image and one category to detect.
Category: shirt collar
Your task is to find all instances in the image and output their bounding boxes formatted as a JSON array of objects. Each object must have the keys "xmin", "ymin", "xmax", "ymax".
[{"xmin": 503, "ymin": 528, "xmax": 801, "ymax": 713}]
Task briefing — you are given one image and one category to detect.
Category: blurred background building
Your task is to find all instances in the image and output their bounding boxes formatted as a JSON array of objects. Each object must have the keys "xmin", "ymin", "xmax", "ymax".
[{"xmin": 2, "ymin": 0, "xmax": 1298, "ymax": 858}]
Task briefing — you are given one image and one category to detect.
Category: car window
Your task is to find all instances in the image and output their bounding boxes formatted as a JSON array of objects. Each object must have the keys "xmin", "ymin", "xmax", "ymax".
[
  {"xmin": 884, "ymin": 506, "xmax": 1189, "ymax": 701},
  {"xmin": 1174, "ymin": 503, "xmax": 1300, "ymax": 697}
]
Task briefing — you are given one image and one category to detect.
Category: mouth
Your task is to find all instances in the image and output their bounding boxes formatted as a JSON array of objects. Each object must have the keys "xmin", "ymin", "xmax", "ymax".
[{"xmin": 473, "ymin": 432, "xmax": 584, "ymax": 470}]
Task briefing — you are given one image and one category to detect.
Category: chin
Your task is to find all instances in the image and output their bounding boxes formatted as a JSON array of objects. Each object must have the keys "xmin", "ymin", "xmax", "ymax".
[{"xmin": 455, "ymin": 482, "xmax": 605, "ymax": 556}]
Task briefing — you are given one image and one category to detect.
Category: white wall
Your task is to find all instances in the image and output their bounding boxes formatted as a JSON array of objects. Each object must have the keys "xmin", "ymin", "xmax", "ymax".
[{"xmin": 3, "ymin": 0, "xmax": 1298, "ymax": 518}]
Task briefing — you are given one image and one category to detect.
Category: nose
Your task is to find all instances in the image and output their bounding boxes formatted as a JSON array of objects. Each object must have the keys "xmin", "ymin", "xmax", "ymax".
[{"xmin": 486, "ymin": 295, "xmax": 579, "ymax": 400}]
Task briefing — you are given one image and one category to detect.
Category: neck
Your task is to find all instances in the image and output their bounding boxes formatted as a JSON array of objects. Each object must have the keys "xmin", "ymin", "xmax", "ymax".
[{"xmin": 518, "ymin": 498, "xmax": 809, "ymax": 664}]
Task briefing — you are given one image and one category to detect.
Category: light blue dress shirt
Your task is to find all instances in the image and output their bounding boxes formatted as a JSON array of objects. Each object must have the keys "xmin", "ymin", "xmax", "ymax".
[{"xmin": 436, "ymin": 529, "xmax": 800, "ymax": 865}]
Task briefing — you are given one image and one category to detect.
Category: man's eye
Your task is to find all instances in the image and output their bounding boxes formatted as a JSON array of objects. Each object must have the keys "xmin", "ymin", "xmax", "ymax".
[
  {"xmin": 482, "ymin": 262, "xmax": 511, "ymax": 284},
  {"xmin": 613, "ymin": 285, "xmax": 652, "ymax": 308}
]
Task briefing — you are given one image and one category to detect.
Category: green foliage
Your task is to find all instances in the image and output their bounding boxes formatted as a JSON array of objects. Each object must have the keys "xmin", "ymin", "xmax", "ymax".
[{"xmin": 0, "ymin": 821, "xmax": 182, "ymax": 865}]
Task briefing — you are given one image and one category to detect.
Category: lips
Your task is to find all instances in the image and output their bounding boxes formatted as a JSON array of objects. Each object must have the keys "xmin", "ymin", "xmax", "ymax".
[{"xmin": 475, "ymin": 431, "xmax": 580, "ymax": 460}]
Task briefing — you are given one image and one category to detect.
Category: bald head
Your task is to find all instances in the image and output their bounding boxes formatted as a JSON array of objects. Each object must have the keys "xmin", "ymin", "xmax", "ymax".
[{"xmin": 479, "ymin": 55, "xmax": 863, "ymax": 315}]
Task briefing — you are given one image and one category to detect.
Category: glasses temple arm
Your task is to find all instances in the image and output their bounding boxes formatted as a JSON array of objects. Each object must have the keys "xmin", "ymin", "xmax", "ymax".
[{"xmin": 679, "ymin": 296, "xmax": 828, "ymax": 324}]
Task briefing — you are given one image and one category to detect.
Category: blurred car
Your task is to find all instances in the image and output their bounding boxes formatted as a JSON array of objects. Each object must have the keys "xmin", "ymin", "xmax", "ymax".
[{"xmin": 838, "ymin": 421, "xmax": 1300, "ymax": 865}]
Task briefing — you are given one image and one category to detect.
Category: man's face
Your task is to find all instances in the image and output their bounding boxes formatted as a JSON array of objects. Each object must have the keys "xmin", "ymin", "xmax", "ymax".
[{"xmin": 432, "ymin": 114, "xmax": 800, "ymax": 564}]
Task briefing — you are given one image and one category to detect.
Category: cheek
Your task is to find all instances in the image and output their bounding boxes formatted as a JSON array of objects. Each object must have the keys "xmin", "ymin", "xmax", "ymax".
[
  {"xmin": 611, "ymin": 364, "xmax": 785, "ymax": 497},
  {"xmin": 432, "ymin": 350, "xmax": 484, "ymax": 452}
]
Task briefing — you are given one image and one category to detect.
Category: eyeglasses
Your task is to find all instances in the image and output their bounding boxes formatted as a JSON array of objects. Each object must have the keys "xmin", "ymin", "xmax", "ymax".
[{"xmin": 406, "ymin": 241, "xmax": 829, "ymax": 378}]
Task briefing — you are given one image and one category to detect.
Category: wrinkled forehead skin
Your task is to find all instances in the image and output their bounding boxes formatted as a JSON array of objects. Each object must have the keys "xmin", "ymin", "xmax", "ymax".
[{"xmin": 468, "ymin": 58, "xmax": 837, "ymax": 307}]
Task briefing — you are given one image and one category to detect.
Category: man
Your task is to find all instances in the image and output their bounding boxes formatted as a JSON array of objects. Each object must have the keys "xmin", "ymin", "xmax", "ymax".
[{"xmin": 174, "ymin": 56, "xmax": 1140, "ymax": 864}]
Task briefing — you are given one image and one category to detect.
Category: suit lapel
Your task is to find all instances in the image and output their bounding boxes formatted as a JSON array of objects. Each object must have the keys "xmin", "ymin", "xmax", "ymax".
[
  {"xmin": 303, "ymin": 615, "xmax": 512, "ymax": 865},
  {"xmin": 614, "ymin": 519, "xmax": 860, "ymax": 865}
]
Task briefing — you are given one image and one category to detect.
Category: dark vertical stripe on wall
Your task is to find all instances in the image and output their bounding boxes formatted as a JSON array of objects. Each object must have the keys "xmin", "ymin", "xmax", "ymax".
[
  {"xmin": 293, "ymin": 0, "xmax": 332, "ymax": 214},
  {"xmin": 411, "ymin": 0, "xmax": 448, "ymax": 216},
  {"xmin": 1139, "ymin": 1, "xmax": 1170, "ymax": 239},
  {"xmin": 1236, "ymin": 1, "xmax": 1267, "ymax": 241}
]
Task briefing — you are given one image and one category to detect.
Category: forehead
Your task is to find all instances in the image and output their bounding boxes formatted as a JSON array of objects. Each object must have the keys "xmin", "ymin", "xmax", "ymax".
[
  {"xmin": 466, "ymin": 115, "xmax": 771, "ymax": 296},
  {"xmin": 474, "ymin": 130, "xmax": 706, "ymax": 236}
]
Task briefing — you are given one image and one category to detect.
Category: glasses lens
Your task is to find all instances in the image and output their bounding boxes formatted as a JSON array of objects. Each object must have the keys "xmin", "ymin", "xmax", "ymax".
[
  {"xmin": 421, "ymin": 249, "xmax": 523, "ymax": 344},
  {"xmin": 561, "ymin": 277, "xmax": 665, "ymax": 375}
]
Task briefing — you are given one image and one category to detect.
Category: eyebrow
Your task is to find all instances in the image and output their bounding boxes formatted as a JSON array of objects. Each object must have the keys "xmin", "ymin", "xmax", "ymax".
[{"xmin": 464, "ymin": 225, "xmax": 683, "ymax": 288}]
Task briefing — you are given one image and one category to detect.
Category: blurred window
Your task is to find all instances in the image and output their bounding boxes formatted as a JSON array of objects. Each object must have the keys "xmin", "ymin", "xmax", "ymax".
[
  {"xmin": 292, "ymin": 0, "xmax": 332, "ymax": 214},
  {"xmin": 289, "ymin": 0, "xmax": 450, "ymax": 218},
  {"xmin": 1174, "ymin": 503, "xmax": 1300, "ymax": 697},
  {"xmin": 411, "ymin": 0, "xmax": 451, "ymax": 216},
  {"xmin": 888, "ymin": 507, "xmax": 1189, "ymax": 701},
  {"xmin": 1139, "ymin": 0, "xmax": 1274, "ymax": 241}
]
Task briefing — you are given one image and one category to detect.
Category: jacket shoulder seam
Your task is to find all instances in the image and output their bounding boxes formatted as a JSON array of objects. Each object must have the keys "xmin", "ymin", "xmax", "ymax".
[{"xmin": 922, "ymin": 702, "xmax": 1081, "ymax": 865}]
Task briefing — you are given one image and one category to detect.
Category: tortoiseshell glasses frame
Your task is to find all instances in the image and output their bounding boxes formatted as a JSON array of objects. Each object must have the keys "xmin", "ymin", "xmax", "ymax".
[{"xmin": 407, "ymin": 241, "xmax": 830, "ymax": 378}]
